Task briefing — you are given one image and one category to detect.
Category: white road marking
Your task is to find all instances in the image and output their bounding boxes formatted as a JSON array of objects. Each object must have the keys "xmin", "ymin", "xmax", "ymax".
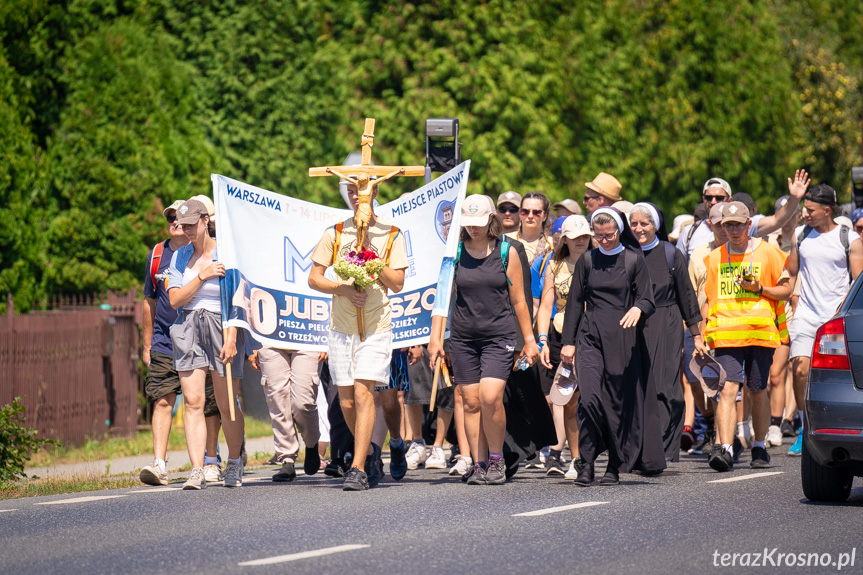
[
  {"xmin": 36, "ymin": 495, "xmax": 128, "ymax": 505},
  {"xmin": 128, "ymin": 487, "xmax": 181, "ymax": 493},
  {"xmin": 707, "ymin": 471, "xmax": 784, "ymax": 484},
  {"xmin": 0, "ymin": 509, "xmax": 17, "ymax": 513},
  {"xmin": 237, "ymin": 544, "xmax": 370, "ymax": 566},
  {"xmin": 513, "ymin": 501, "xmax": 609, "ymax": 517}
]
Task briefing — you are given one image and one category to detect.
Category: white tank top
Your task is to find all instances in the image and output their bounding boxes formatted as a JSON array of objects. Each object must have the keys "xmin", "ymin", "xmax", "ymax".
[
  {"xmin": 797, "ymin": 225, "xmax": 856, "ymax": 322},
  {"xmin": 182, "ymin": 267, "xmax": 222, "ymax": 313}
]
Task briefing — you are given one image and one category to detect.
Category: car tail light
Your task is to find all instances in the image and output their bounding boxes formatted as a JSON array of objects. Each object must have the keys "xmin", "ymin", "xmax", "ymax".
[
  {"xmin": 813, "ymin": 428, "xmax": 863, "ymax": 435},
  {"xmin": 810, "ymin": 318, "xmax": 850, "ymax": 370}
]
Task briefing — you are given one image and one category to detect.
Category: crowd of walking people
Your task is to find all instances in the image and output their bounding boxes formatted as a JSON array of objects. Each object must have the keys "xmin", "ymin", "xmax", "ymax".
[{"xmin": 139, "ymin": 169, "xmax": 863, "ymax": 490}]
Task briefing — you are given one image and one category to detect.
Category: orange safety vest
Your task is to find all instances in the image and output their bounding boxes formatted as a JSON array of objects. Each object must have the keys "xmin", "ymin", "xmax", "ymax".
[{"xmin": 703, "ymin": 241, "xmax": 789, "ymax": 349}]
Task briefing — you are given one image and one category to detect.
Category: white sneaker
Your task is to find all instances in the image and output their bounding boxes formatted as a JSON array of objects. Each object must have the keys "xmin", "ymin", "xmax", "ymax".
[
  {"xmin": 140, "ymin": 464, "xmax": 168, "ymax": 486},
  {"xmin": 425, "ymin": 446, "xmax": 447, "ymax": 469},
  {"xmin": 183, "ymin": 467, "xmax": 207, "ymax": 490},
  {"xmin": 224, "ymin": 460, "xmax": 243, "ymax": 487},
  {"xmin": 766, "ymin": 424, "xmax": 783, "ymax": 447},
  {"xmin": 405, "ymin": 442, "xmax": 428, "ymax": 470},
  {"xmin": 203, "ymin": 464, "xmax": 224, "ymax": 483},
  {"xmin": 564, "ymin": 459, "xmax": 580, "ymax": 480},
  {"xmin": 448, "ymin": 455, "xmax": 473, "ymax": 476}
]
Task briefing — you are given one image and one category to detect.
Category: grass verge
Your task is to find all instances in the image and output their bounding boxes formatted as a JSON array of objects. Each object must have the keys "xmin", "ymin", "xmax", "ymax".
[
  {"xmin": 0, "ymin": 474, "xmax": 141, "ymax": 501},
  {"xmin": 26, "ymin": 415, "xmax": 273, "ymax": 468}
]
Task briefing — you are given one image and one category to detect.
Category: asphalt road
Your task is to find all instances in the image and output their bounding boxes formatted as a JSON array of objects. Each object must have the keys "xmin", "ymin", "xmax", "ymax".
[{"xmin": 2, "ymin": 450, "xmax": 862, "ymax": 575}]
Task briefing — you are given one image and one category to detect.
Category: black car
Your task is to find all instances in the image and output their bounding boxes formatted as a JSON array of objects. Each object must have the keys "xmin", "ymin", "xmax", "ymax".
[{"xmin": 802, "ymin": 277, "xmax": 863, "ymax": 502}]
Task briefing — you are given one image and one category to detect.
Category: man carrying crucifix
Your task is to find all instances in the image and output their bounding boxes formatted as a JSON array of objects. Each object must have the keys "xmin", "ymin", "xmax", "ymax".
[{"xmin": 308, "ymin": 179, "xmax": 410, "ymax": 491}]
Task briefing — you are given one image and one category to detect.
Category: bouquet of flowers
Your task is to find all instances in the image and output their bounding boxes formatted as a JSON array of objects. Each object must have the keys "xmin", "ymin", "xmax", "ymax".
[
  {"xmin": 333, "ymin": 247, "xmax": 385, "ymax": 340},
  {"xmin": 334, "ymin": 248, "xmax": 385, "ymax": 289}
]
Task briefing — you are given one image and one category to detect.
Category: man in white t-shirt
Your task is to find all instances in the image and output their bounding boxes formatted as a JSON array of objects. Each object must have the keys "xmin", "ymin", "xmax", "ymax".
[
  {"xmin": 677, "ymin": 177, "xmax": 807, "ymax": 264},
  {"xmin": 787, "ymin": 180, "xmax": 863, "ymax": 456}
]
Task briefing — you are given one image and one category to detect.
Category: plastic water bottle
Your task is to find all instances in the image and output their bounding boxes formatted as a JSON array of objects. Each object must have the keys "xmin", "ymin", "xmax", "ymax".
[{"xmin": 516, "ymin": 356, "xmax": 530, "ymax": 371}]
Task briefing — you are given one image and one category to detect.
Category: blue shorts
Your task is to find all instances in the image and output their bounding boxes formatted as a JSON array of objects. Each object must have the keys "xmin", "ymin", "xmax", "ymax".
[
  {"xmin": 376, "ymin": 348, "xmax": 411, "ymax": 392},
  {"xmin": 714, "ymin": 346, "xmax": 775, "ymax": 392}
]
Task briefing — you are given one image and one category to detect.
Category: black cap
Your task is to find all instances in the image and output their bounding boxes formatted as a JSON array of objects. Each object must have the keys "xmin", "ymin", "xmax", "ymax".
[{"xmin": 804, "ymin": 184, "xmax": 838, "ymax": 207}]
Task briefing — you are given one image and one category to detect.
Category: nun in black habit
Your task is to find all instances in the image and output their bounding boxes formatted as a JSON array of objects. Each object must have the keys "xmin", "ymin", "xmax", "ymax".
[
  {"xmin": 630, "ymin": 202, "xmax": 707, "ymax": 461},
  {"xmin": 560, "ymin": 207, "xmax": 663, "ymax": 486}
]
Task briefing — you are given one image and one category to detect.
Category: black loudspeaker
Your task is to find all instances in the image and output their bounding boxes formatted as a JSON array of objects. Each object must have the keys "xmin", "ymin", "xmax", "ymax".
[{"xmin": 426, "ymin": 118, "xmax": 460, "ymax": 175}]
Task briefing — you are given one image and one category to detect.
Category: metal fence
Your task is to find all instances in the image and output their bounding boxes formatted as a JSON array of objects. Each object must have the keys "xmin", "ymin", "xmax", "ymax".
[{"xmin": 0, "ymin": 290, "xmax": 142, "ymax": 445}]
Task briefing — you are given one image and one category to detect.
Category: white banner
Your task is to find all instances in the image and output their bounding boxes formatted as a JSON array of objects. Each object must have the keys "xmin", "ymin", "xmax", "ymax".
[{"xmin": 213, "ymin": 161, "xmax": 469, "ymax": 351}]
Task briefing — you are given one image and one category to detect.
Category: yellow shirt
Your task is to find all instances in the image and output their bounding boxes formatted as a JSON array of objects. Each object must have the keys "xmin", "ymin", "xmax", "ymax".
[{"xmin": 311, "ymin": 218, "xmax": 408, "ymax": 336}]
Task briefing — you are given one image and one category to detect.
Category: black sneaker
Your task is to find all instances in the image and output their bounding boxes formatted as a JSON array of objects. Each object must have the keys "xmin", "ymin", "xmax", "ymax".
[
  {"xmin": 708, "ymin": 445, "xmax": 734, "ymax": 472},
  {"xmin": 600, "ymin": 464, "xmax": 620, "ymax": 486},
  {"xmin": 342, "ymin": 467, "xmax": 369, "ymax": 491},
  {"xmin": 324, "ymin": 457, "xmax": 348, "ymax": 478},
  {"xmin": 732, "ymin": 436, "xmax": 743, "ymax": 463},
  {"xmin": 364, "ymin": 443, "xmax": 383, "ymax": 488},
  {"xmin": 486, "ymin": 458, "xmax": 507, "ymax": 485},
  {"xmin": 574, "ymin": 461, "xmax": 594, "ymax": 487},
  {"xmin": 781, "ymin": 419, "xmax": 797, "ymax": 438},
  {"xmin": 680, "ymin": 427, "xmax": 696, "ymax": 452},
  {"xmin": 389, "ymin": 441, "xmax": 408, "ymax": 481},
  {"xmin": 504, "ymin": 452, "xmax": 521, "ymax": 480},
  {"xmin": 272, "ymin": 461, "xmax": 297, "ymax": 482},
  {"xmin": 303, "ymin": 445, "xmax": 320, "ymax": 476},
  {"xmin": 545, "ymin": 455, "xmax": 565, "ymax": 476},
  {"xmin": 750, "ymin": 446, "xmax": 771, "ymax": 468}
]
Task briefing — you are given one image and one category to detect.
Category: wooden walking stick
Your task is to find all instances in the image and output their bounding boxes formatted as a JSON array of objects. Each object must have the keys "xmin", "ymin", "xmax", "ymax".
[
  {"xmin": 429, "ymin": 317, "xmax": 448, "ymax": 412},
  {"xmin": 223, "ymin": 327, "xmax": 236, "ymax": 421}
]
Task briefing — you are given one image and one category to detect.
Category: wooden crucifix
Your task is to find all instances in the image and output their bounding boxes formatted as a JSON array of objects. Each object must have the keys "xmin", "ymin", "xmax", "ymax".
[{"xmin": 309, "ymin": 118, "xmax": 425, "ymax": 250}]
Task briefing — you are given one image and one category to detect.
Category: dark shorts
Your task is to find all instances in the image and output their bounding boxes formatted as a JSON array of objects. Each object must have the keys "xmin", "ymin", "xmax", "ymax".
[
  {"xmin": 715, "ymin": 346, "xmax": 775, "ymax": 392},
  {"xmin": 376, "ymin": 348, "xmax": 411, "ymax": 392},
  {"xmin": 146, "ymin": 350, "xmax": 181, "ymax": 401},
  {"xmin": 404, "ymin": 346, "xmax": 455, "ymax": 411},
  {"xmin": 405, "ymin": 346, "xmax": 432, "ymax": 404},
  {"xmin": 203, "ymin": 375, "xmax": 219, "ymax": 418},
  {"xmin": 450, "ymin": 336, "xmax": 517, "ymax": 384},
  {"xmin": 147, "ymin": 350, "xmax": 218, "ymax": 416}
]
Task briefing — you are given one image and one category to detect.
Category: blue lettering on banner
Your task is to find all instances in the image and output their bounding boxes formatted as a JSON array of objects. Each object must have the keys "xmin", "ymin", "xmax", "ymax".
[
  {"xmin": 390, "ymin": 285, "xmax": 437, "ymax": 344},
  {"xmin": 284, "ymin": 238, "xmax": 314, "ymax": 283},
  {"xmin": 238, "ymin": 279, "xmax": 332, "ymax": 346},
  {"xmin": 389, "ymin": 168, "xmax": 463, "ymax": 218},
  {"xmin": 226, "ymin": 184, "xmax": 282, "ymax": 212}
]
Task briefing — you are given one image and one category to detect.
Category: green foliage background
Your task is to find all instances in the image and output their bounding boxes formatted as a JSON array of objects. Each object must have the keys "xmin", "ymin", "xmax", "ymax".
[{"xmin": 1, "ymin": 0, "xmax": 861, "ymax": 311}]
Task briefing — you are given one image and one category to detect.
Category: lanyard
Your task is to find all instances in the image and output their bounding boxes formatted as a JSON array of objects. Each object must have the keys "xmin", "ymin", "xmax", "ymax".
[{"xmin": 726, "ymin": 239, "xmax": 754, "ymax": 280}]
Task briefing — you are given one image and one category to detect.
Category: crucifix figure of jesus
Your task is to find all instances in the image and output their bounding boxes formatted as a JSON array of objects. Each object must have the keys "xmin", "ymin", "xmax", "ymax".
[{"xmin": 309, "ymin": 118, "xmax": 425, "ymax": 250}]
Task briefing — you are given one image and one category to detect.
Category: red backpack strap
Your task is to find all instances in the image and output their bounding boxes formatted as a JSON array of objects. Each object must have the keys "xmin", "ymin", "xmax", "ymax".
[
  {"xmin": 384, "ymin": 226, "xmax": 400, "ymax": 265},
  {"xmin": 149, "ymin": 241, "xmax": 165, "ymax": 290},
  {"xmin": 332, "ymin": 222, "xmax": 344, "ymax": 266}
]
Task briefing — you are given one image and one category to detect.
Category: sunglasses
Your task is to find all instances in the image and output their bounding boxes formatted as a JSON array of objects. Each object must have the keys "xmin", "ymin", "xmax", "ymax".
[
  {"xmin": 498, "ymin": 205, "xmax": 519, "ymax": 214},
  {"xmin": 583, "ymin": 194, "xmax": 600, "ymax": 202},
  {"xmin": 520, "ymin": 209, "xmax": 544, "ymax": 217},
  {"xmin": 703, "ymin": 194, "xmax": 726, "ymax": 203},
  {"xmin": 166, "ymin": 214, "xmax": 177, "ymax": 223}
]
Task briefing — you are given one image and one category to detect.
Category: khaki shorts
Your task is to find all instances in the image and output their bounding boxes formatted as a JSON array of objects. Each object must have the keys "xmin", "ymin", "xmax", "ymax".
[{"xmin": 146, "ymin": 350, "xmax": 218, "ymax": 416}]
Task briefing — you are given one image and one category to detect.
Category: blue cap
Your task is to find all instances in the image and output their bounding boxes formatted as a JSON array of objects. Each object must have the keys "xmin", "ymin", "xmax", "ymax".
[
  {"xmin": 852, "ymin": 209, "xmax": 863, "ymax": 224},
  {"xmin": 552, "ymin": 216, "xmax": 567, "ymax": 234}
]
